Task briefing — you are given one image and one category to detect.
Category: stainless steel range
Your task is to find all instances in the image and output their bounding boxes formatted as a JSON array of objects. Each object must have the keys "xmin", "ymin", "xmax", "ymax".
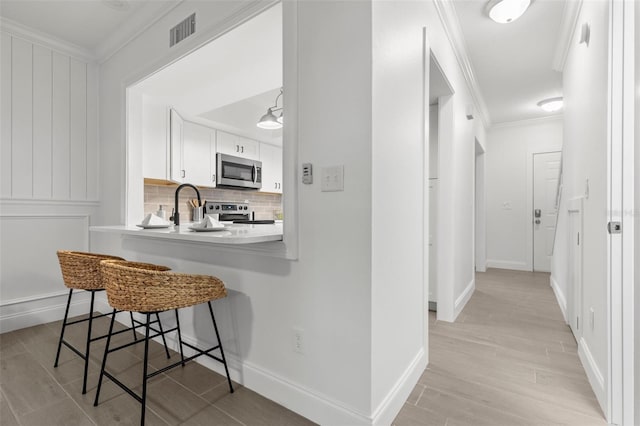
[{"xmin": 204, "ymin": 201, "xmax": 251, "ymax": 222}]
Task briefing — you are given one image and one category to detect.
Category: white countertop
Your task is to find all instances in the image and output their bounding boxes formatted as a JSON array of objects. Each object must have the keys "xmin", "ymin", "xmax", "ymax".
[{"xmin": 90, "ymin": 222, "xmax": 283, "ymax": 245}]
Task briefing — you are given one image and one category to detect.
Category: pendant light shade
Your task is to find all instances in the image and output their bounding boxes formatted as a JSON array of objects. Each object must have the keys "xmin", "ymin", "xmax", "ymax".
[
  {"xmin": 257, "ymin": 88, "xmax": 283, "ymax": 129},
  {"xmin": 487, "ymin": 0, "xmax": 531, "ymax": 24},
  {"xmin": 257, "ymin": 108, "xmax": 282, "ymax": 129}
]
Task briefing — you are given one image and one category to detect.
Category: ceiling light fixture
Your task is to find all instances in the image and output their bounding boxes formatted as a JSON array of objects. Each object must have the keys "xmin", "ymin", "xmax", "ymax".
[
  {"xmin": 257, "ymin": 88, "xmax": 283, "ymax": 129},
  {"xmin": 486, "ymin": 0, "xmax": 531, "ymax": 24},
  {"xmin": 537, "ymin": 97, "xmax": 563, "ymax": 112}
]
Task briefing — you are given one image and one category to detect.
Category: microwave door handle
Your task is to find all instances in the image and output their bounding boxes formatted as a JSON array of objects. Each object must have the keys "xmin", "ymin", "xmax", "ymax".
[{"xmin": 252, "ymin": 164, "xmax": 257, "ymax": 183}]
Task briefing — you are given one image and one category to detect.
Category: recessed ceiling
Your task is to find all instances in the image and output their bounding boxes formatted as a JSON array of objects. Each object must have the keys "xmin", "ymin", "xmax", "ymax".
[
  {"xmin": 453, "ymin": 0, "xmax": 565, "ymax": 124},
  {"xmin": 0, "ymin": 0, "xmax": 178, "ymax": 57}
]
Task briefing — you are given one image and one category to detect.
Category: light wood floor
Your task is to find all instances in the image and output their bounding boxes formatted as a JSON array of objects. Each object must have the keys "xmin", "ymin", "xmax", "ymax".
[
  {"xmin": 0, "ymin": 269, "xmax": 606, "ymax": 425},
  {"xmin": 394, "ymin": 268, "xmax": 606, "ymax": 426}
]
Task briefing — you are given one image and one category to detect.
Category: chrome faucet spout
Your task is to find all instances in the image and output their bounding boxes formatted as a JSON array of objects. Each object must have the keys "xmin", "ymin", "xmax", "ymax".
[{"xmin": 173, "ymin": 183, "xmax": 201, "ymax": 226}]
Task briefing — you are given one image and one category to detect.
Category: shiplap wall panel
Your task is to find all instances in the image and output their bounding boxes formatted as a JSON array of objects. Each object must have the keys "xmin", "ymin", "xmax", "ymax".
[
  {"xmin": 51, "ymin": 51, "xmax": 70, "ymax": 200},
  {"xmin": 69, "ymin": 58, "xmax": 87, "ymax": 200},
  {"xmin": 0, "ymin": 34, "xmax": 11, "ymax": 198},
  {"xmin": 33, "ymin": 45, "xmax": 53, "ymax": 199},
  {"xmin": 86, "ymin": 64, "xmax": 98, "ymax": 200},
  {"xmin": 11, "ymin": 37, "xmax": 33, "ymax": 199}
]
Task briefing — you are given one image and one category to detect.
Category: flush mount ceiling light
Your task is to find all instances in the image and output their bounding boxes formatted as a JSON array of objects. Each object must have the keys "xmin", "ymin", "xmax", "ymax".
[
  {"xmin": 257, "ymin": 88, "xmax": 283, "ymax": 129},
  {"xmin": 486, "ymin": 0, "xmax": 531, "ymax": 24},
  {"xmin": 537, "ymin": 97, "xmax": 563, "ymax": 112}
]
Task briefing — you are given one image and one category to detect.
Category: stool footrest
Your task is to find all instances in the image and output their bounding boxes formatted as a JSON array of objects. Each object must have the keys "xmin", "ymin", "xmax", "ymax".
[{"xmin": 106, "ymin": 327, "xmax": 179, "ymax": 354}]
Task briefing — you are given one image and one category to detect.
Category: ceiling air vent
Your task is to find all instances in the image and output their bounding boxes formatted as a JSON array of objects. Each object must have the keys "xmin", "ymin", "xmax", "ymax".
[{"xmin": 170, "ymin": 13, "xmax": 196, "ymax": 47}]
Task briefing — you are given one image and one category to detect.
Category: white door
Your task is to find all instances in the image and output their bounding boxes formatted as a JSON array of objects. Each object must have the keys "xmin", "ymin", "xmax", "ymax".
[
  {"xmin": 428, "ymin": 179, "xmax": 438, "ymax": 308},
  {"xmin": 532, "ymin": 152, "xmax": 561, "ymax": 272},
  {"xmin": 566, "ymin": 198, "xmax": 583, "ymax": 339}
]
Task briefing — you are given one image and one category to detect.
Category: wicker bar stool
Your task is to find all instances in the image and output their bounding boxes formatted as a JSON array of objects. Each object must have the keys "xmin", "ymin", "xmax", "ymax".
[
  {"xmin": 94, "ymin": 260, "xmax": 234, "ymax": 426},
  {"xmin": 55, "ymin": 251, "xmax": 173, "ymax": 394}
]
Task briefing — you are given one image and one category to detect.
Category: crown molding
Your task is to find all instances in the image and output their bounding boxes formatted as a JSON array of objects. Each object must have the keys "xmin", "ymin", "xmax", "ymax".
[
  {"xmin": 552, "ymin": 0, "xmax": 583, "ymax": 72},
  {"xmin": 490, "ymin": 113, "xmax": 563, "ymax": 130},
  {"xmin": 0, "ymin": 17, "xmax": 95, "ymax": 62},
  {"xmin": 95, "ymin": 0, "xmax": 183, "ymax": 64},
  {"xmin": 433, "ymin": 0, "xmax": 492, "ymax": 128}
]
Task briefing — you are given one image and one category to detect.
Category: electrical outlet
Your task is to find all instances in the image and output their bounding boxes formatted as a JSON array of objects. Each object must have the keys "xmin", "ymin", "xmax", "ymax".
[
  {"xmin": 590, "ymin": 307, "xmax": 595, "ymax": 331},
  {"xmin": 292, "ymin": 328, "xmax": 305, "ymax": 354}
]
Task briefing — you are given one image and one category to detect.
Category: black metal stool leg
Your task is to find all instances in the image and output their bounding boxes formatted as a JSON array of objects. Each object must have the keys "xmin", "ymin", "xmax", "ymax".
[
  {"xmin": 54, "ymin": 289, "xmax": 73, "ymax": 368},
  {"xmin": 207, "ymin": 301, "xmax": 233, "ymax": 393},
  {"xmin": 141, "ymin": 313, "xmax": 151, "ymax": 426},
  {"xmin": 81, "ymin": 290, "xmax": 96, "ymax": 394},
  {"xmin": 94, "ymin": 309, "xmax": 116, "ymax": 407},
  {"xmin": 155, "ymin": 313, "xmax": 171, "ymax": 359},
  {"xmin": 174, "ymin": 309, "xmax": 185, "ymax": 367},
  {"xmin": 130, "ymin": 312, "xmax": 138, "ymax": 341}
]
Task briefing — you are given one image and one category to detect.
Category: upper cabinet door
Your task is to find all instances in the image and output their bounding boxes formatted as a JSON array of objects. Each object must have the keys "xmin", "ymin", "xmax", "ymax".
[
  {"xmin": 216, "ymin": 130, "xmax": 260, "ymax": 160},
  {"xmin": 183, "ymin": 121, "xmax": 213, "ymax": 187},
  {"xmin": 259, "ymin": 143, "xmax": 282, "ymax": 194},
  {"xmin": 169, "ymin": 108, "xmax": 184, "ymax": 183}
]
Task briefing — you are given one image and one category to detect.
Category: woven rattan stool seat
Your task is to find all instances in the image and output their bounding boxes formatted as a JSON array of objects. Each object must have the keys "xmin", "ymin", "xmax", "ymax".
[
  {"xmin": 100, "ymin": 260, "xmax": 227, "ymax": 313},
  {"xmin": 95, "ymin": 260, "xmax": 233, "ymax": 425},
  {"xmin": 57, "ymin": 250, "xmax": 125, "ymax": 290},
  {"xmin": 54, "ymin": 251, "xmax": 174, "ymax": 395}
]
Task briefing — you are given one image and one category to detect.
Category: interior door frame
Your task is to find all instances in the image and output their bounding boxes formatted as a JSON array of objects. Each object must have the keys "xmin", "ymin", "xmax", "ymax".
[{"xmin": 529, "ymin": 149, "xmax": 562, "ymax": 272}]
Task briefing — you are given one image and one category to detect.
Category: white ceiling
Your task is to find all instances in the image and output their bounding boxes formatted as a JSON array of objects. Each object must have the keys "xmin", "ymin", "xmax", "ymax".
[
  {"xmin": 0, "ymin": 0, "xmax": 564, "ymax": 128},
  {"xmin": 134, "ymin": 3, "xmax": 282, "ymax": 145},
  {"xmin": 453, "ymin": 0, "xmax": 565, "ymax": 124},
  {"xmin": 0, "ymin": 0, "xmax": 179, "ymax": 59}
]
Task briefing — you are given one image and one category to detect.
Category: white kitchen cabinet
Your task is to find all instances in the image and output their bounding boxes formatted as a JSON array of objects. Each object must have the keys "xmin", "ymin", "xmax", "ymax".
[
  {"xmin": 169, "ymin": 108, "xmax": 185, "ymax": 183},
  {"xmin": 216, "ymin": 130, "xmax": 259, "ymax": 160},
  {"xmin": 183, "ymin": 121, "xmax": 215, "ymax": 187},
  {"xmin": 142, "ymin": 99, "xmax": 169, "ymax": 180},
  {"xmin": 259, "ymin": 142, "xmax": 282, "ymax": 194}
]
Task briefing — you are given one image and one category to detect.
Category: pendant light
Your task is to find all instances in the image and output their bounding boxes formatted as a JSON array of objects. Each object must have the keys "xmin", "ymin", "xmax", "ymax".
[
  {"xmin": 257, "ymin": 88, "xmax": 283, "ymax": 129},
  {"xmin": 486, "ymin": 0, "xmax": 531, "ymax": 24}
]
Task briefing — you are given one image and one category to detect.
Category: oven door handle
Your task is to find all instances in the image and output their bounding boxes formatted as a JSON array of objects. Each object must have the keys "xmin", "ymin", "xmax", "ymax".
[{"xmin": 252, "ymin": 164, "xmax": 257, "ymax": 183}]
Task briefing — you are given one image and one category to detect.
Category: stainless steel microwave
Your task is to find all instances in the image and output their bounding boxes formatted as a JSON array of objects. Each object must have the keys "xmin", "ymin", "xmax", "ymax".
[{"xmin": 216, "ymin": 153, "xmax": 262, "ymax": 190}]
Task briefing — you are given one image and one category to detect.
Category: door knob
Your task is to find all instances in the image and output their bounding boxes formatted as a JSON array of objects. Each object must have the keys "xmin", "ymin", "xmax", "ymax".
[{"xmin": 535, "ymin": 219, "xmax": 541, "ymax": 224}]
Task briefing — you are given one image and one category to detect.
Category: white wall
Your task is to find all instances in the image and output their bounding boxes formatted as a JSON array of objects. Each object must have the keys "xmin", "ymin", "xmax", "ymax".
[
  {"xmin": 371, "ymin": 1, "xmax": 430, "ymax": 418},
  {"xmin": 554, "ymin": 0, "xmax": 610, "ymax": 412},
  {"xmin": 0, "ymin": 27, "xmax": 99, "ymax": 332},
  {"xmin": 635, "ymin": 0, "xmax": 640, "ymax": 421},
  {"xmin": 92, "ymin": 1, "xmax": 424, "ymax": 424},
  {"xmin": 485, "ymin": 118, "xmax": 563, "ymax": 272},
  {"xmin": 422, "ymin": 1, "xmax": 488, "ymax": 323}
]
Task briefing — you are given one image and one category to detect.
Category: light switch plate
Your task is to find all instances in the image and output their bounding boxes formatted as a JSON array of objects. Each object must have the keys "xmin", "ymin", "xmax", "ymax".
[{"xmin": 321, "ymin": 165, "xmax": 344, "ymax": 192}]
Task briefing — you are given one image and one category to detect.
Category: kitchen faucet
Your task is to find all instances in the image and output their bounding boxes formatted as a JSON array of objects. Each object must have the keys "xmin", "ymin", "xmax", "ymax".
[{"xmin": 172, "ymin": 183, "xmax": 201, "ymax": 226}]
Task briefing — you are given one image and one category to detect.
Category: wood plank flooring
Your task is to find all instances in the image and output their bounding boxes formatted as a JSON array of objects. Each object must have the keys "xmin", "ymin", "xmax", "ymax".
[
  {"xmin": 0, "ymin": 269, "xmax": 605, "ymax": 425},
  {"xmin": 394, "ymin": 269, "xmax": 606, "ymax": 426},
  {"xmin": 0, "ymin": 314, "xmax": 314, "ymax": 426}
]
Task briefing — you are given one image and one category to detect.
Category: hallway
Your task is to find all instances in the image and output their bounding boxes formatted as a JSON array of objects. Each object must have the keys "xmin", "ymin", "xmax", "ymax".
[{"xmin": 394, "ymin": 269, "xmax": 606, "ymax": 426}]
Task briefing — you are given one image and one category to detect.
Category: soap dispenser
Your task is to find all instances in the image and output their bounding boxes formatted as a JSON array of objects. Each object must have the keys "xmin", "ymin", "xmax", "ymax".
[{"xmin": 156, "ymin": 205, "xmax": 166, "ymax": 220}]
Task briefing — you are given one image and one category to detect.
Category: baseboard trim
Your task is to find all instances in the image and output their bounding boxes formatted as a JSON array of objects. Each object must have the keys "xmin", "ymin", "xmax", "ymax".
[
  {"xmin": 486, "ymin": 259, "xmax": 530, "ymax": 271},
  {"xmin": 98, "ymin": 300, "xmax": 375, "ymax": 425},
  {"xmin": 578, "ymin": 337, "xmax": 606, "ymax": 414},
  {"xmin": 371, "ymin": 348, "xmax": 427, "ymax": 425},
  {"xmin": 454, "ymin": 279, "xmax": 475, "ymax": 320},
  {"xmin": 0, "ymin": 290, "xmax": 91, "ymax": 333},
  {"xmin": 550, "ymin": 275, "xmax": 568, "ymax": 323}
]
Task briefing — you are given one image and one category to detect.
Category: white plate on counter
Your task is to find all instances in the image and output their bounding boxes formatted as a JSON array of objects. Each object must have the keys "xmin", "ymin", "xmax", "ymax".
[
  {"xmin": 188, "ymin": 226, "xmax": 227, "ymax": 232},
  {"xmin": 136, "ymin": 224, "xmax": 172, "ymax": 229}
]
